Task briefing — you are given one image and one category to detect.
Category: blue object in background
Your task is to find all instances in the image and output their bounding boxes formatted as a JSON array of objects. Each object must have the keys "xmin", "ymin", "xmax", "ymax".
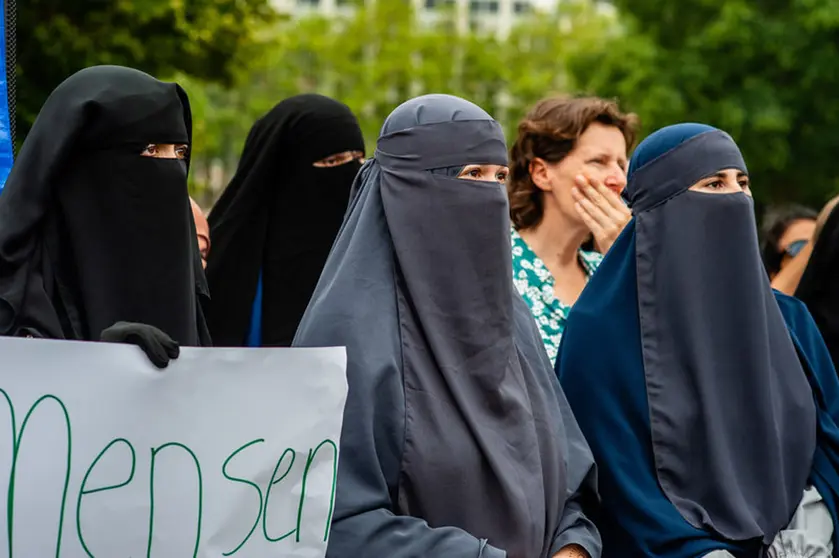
[{"xmin": 0, "ymin": 0, "xmax": 13, "ymax": 191}]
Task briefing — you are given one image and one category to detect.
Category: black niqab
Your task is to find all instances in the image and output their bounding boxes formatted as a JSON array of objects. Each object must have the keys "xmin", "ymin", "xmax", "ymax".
[
  {"xmin": 0, "ymin": 65, "xmax": 208, "ymax": 345},
  {"xmin": 797, "ymin": 201, "xmax": 839, "ymax": 370},
  {"xmin": 206, "ymin": 94, "xmax": 365, "ymax": 347}
]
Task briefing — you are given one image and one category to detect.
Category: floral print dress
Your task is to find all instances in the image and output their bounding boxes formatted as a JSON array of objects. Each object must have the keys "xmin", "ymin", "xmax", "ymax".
[{"xmin": 511, "ymin": 227, "xmax": 603, "ymax": 365}]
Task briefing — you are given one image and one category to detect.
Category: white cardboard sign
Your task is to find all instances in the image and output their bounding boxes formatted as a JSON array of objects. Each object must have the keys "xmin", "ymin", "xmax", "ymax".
[{"xmin": 0, "ymin": 338, "xmax": 348, "ymax": 558}]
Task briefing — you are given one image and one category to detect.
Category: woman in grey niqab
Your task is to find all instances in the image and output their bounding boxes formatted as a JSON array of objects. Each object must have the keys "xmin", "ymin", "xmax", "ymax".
[{"xmin": 294, "ymin": 94, "xmax": 601, "ymax": 558}]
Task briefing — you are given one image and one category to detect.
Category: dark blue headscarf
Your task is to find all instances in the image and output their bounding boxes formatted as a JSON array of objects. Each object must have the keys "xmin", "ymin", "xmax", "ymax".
[
  {"xmin": 557, "ymin": 123, "xmax": 839, "ymax": 557},
  {"xmin": 625, "ymin": 123, "xmax": 716, "ymax": 180}
]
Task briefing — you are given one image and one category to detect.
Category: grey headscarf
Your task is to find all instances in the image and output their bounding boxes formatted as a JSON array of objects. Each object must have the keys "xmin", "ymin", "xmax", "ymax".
[
  {"xmin": 294, "ymin": 94, "xmax": 600, "ymax": 558},
  {"xmin": 346, "ymin": 93, "xmax": 487, "ymax": 201}
]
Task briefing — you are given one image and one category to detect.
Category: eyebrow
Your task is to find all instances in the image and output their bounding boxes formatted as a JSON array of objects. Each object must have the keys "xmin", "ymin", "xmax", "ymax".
[
  {"xmin": 701, "ymin": 171, "xmax": 749, "ymax": 183},
  {"xmin": 586, "ymin": 149, "xmax": 627, "ymax": 163},
  {"xmin": 583, "ymin": 149, "xmax": 608, "ymax": 158}
]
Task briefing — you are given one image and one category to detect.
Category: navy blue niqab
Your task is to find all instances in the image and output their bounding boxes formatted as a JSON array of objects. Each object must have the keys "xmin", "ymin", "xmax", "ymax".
[{"xmin": 556, "ymin": 123, "xmax": 839, "ymax": 557}]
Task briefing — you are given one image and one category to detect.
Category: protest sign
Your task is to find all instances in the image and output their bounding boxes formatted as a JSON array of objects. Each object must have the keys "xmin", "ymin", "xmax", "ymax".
[{"xmin": 0, "ymin": 338, "xmax": 348, "ymax": 557}]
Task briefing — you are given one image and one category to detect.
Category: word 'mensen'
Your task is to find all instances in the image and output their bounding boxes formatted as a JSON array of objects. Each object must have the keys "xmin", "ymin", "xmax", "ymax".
[{"xmin": 0, "ymin": 390, "xmax": 338, "ymax": 558}]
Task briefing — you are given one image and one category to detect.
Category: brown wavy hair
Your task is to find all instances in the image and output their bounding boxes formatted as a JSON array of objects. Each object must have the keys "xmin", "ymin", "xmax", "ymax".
[{"xmin": 508, "ymin": 96, "xmax": 639, "ymax": 230}]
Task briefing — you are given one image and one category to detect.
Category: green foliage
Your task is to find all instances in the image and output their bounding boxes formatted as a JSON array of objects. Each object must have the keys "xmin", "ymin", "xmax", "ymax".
[
  {"xmin": 17, "ymin": 0, "xmax": 275, "ymax": 139},
  {"xmin": 568, "ymin": 0, "xmax": 839, "ymax": 207},
  {"xmin": 182, "ymin": 0, "xmax": 616, "ymax": 196},
  {"xmin": 23, "ymin": 0, "xmax": 839, "ymax": 207}
]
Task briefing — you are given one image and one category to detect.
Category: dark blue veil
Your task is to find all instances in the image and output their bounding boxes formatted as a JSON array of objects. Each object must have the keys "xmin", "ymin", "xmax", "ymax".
[{"xmin": 557, "ymin": 123, "xmax": 839, "ymax": 557}]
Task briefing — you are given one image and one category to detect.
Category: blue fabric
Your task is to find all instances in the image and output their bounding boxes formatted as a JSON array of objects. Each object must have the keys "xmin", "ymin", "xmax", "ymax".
[
  {"xmin": 624, "ymin": 126, "xmax": 747, "ymax": 214},
  {"xmin": 556, "ymin": 221, "xmax": 839, "ymax": 557},
  {"xmin": 626, "ymin": 123, "xmax": 716, "ymax": 182},
  {"xmin": 556, "ymin": 225, "xmax": 747, "ymax": 558},
  {"xmin": 625, "ymin": 127, "xmax": 802, "ymax": 544},
  {"xmin": 0, "ymin": 5, "xmax": 13, "ymax": 191},
  {"xmin": 245, "ymin": 270, "xmax": 263, "ymax": 347},
  {"xmin": 558, "ymin": 120, "xmax": 836, "ymax": 556}
]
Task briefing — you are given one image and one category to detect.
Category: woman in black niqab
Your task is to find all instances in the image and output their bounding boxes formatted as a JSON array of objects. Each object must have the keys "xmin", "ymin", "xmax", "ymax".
[
  {"xmin": 205, "ymin": 94, "xmax": 365, "ymax": 347},
  {"xmin": 0, "ymin": 65, "xmax": 210, "ymax": 366},
  {"xmin": 294, "ymin": 94, "xmax": 601, "ymax": 558}
]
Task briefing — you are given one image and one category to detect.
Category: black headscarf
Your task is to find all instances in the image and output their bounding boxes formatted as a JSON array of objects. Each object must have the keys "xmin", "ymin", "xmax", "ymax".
[
  {"xmin": 797, "ymin": 200, "xmax": 839, "ymax": 370},
  {"xmin": 205, "ymin": 94, "xmax": 365, "ymax": 347},
  {"xmin": 294, "ymin": 95, "xmax": 600, "ymax": 558},
  {"xmin": 0, "ymin": 65, "xmax": 209, "ymax": 345}
]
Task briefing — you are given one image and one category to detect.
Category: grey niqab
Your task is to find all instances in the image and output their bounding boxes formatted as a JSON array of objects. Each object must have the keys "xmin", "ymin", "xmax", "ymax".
[{"xmin": 294, "ymin": 94, "xmax": 600, "ymax": 558}]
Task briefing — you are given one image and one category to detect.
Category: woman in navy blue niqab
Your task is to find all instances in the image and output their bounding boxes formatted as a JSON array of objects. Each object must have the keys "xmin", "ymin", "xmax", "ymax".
[{"xmin": 556, "ymin": 123, "xmax": 839, "ymax": 557}]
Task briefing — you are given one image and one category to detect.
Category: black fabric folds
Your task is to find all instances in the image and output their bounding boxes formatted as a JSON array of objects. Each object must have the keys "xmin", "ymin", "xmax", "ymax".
[
  {"xmin": 797, "ymin": 202, "xmax": 839, "ymax": 370},
  {"xmin": 0, "ymin": 65, "xmax": 208, "ymax": 345},
  {"xmin": 206, "ymin": 94, "xmax": 365, "ymax": 346}
]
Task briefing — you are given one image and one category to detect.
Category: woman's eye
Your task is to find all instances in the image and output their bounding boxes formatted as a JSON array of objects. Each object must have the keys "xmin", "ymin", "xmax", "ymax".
[
  {"xmin": 739, "ymin": 181, "xmax": 750, "ymax": 190},
  {"xmin": 142, "ymin": 144, "xmax": 157, "ymax": 156},
  {"xmin": 175, "ymin": 145, "xmax": 189, "ymax": 159},
  {"xmin": 468, "ymin": 169, "xmax": 481, "ymax": 178},
  {"xmin": 314, "ymin": 153, "xmax": 356, "ymax": 167},
  {"xmin": 706, "ymin": 181, "xmax": 724, "ymax": 189},
  {"xmin": 496, "ymin": 171, "xmax": 508, "ymax": 182}
]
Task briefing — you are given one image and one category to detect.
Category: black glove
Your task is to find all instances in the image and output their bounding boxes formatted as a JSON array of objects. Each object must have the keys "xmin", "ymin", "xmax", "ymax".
[{"xmin": 100, "ymin": 322, "xmax": 180, "ymax": 369}]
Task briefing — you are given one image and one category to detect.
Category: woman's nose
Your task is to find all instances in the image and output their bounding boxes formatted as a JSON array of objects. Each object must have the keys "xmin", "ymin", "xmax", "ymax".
[{"xmin": 604, "ymin": 170, "xmax": 627, "ymax": 192}]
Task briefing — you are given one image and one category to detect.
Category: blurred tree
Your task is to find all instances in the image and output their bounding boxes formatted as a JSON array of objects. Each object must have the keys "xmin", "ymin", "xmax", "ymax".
[
  {"xmin": 502, "ymin": 0, "xmax": 616, "ymax": 138},
  {"xmin": 568, "ymin": 0, "xmax": 839, "ymax": 207},
  {"xmin": 185, "ymin": 1, "xmax": 469, "ymax": 195},
  {"xmin": 22, "ymin": 0, "xmax": 837, "ymax": 209},
  {"xmin": 17, "ymin": 0, "xmax": 275, "ymax": 140},
  {"xmin": 184, "ymin": 0, "xmax": 616, "ymax": 199}
]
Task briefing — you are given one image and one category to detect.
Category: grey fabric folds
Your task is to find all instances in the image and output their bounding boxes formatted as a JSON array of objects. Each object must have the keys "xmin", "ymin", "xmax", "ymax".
[
  {"xmin": 632, "ymin": 130, "xmax": 817, "ymax": 544},
  {"xmin": 294, "ymin": 95, "xmax": 600, "ymax": 558}
]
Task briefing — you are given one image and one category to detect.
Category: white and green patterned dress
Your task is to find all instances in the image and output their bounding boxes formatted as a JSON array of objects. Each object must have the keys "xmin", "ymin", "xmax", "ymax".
[{"xmin": 511, "ymin": 227, "xmax": 603, "ymax": 365}]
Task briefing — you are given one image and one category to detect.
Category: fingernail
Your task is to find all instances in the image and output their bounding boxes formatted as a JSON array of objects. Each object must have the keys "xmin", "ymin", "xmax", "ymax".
[{"xmin": 575, "ymin": 175, "xmax": 586, "ymax": 184}]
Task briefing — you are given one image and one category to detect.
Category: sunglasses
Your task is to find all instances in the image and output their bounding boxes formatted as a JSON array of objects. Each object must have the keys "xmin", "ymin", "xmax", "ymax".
[{"xmin": 783, "ymin": 239, "xmax": 809, "ymax": 258}]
